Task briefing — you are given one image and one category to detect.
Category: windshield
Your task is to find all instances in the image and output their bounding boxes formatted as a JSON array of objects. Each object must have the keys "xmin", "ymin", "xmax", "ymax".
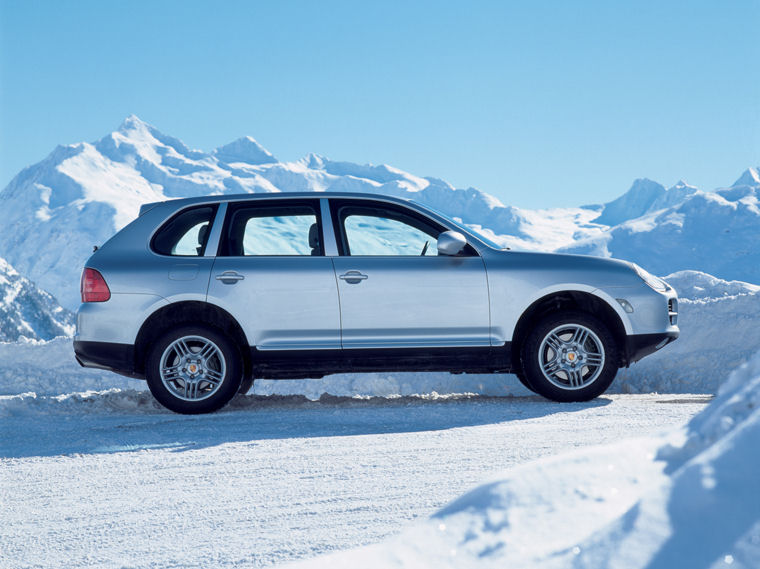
[{"xmin": 422, "ymin": 204, "xmax": 505, "ymax": 250}]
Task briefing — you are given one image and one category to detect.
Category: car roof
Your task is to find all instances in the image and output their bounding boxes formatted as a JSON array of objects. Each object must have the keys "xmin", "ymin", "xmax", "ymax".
[{"xmin": 139, "ymin": 192, "xmax": 416, "ymax": 217}]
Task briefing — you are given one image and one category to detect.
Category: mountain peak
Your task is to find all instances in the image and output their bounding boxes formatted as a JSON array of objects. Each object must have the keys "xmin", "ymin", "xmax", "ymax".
[
  {"xmin": 117, "ymin": 114, "xmax": 153, "ymax": 134},
  {"xmin": 593, "ymin": 178, "xmax": 667, "ymax": 226},
  {"xmin": 732, "ymin": 167, "xmax": 760, "ymax": 188},
  {"xmin": 303, "ymin": 153, "xmax": 327, "ymax": 169},
  {"xmin": 213, "ymin": 136, "xmax": 277, "ymax": 165},
  {"xmin": 629, "ymin": 177, "xmax": 666, "ymax": 192}
]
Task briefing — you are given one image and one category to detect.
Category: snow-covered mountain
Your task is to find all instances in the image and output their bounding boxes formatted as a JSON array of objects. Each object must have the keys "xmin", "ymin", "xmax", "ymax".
[
  {"xmin": 564, "ymin": 168, "xmax": 760, "ymax": 283},
  {"xmin": 0, "ymin": 114, "xmax": 757, "ymax": 309},
  {"xmin": 593, "ymin": 178, "xmax": 698, "ymax": 226},
  {"xmin": 0, "ymin": 257, "xmax": 74, "ymax": 342}
]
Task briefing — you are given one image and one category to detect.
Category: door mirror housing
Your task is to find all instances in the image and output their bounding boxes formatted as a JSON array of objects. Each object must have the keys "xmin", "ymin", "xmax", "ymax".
[{"xmin": 437, "ymin": 231, "xmax": 467, "ymax": 256}]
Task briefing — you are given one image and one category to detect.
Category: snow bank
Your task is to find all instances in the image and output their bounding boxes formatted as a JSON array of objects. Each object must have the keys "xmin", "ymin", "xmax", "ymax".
[
  {"xmin": 286, "ymin": 351, "xmax": 760, "ymax": 569},
  {"xmin": 0, "ymin": 337, "xmax": 144, "ymax": 396},
  {"xmin": 663, "ymin": 270, "xmax": 760, "ymax": 299},
  {"xmin": 616, "ymin": 276, "xmax": 760, "ymax": 394}
]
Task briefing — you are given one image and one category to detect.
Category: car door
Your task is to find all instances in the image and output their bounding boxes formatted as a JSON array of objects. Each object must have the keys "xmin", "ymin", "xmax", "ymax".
[
  {"xmin": 329, "ymin": 199, "xmax": 491, "ymax": 349},
  {"xmin": 206, "ymin": 198, "xmax": 341, "ymax": 351}
]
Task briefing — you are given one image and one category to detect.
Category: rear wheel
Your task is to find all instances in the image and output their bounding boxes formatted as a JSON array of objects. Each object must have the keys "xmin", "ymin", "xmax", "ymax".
[
  {"xmin": 521, "ymin": 312, "xmax": 618, "ymax": 402},
  {"xmin": 146, "ymin": 325, "xmax": 243, "ymax": 414},
  {"xmin": 514, "ymin": 369, "xmax": 537, "ymax": 394},
  {"xmin": 237, "ymin": 375, "xmax": 255, "ymax": 395}
]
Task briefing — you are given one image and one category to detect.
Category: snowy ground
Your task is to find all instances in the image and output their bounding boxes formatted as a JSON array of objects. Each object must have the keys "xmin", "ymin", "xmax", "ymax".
[
  {"xmin": 289, "ymin": 353, "xmax": 760, "ymax": 569},
  {"xmin": 1, "ymin": 393, "xmax": 708, "ymax": 568}
]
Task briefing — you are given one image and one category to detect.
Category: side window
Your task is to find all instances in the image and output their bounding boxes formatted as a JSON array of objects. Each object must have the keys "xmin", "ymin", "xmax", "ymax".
[
  {"xmin": 152, "ymin": 205, "xmax": 217, "ymax": 257},
  {"xmin": 340, "ymin": 206, "xmax": 440, "ymax": 256},
  {"xmin": 223, "ymin": 204, "xmax": 321, "ymax": 256}
]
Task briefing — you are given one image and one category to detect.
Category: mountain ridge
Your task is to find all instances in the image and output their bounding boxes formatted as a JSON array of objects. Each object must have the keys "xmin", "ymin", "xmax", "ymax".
[
  {"xmin": 0, "ymin": 257, "xmax": 74, "ymax": 342},
  {"xmin": 0, "ymin": 115, "xmax": 757, "ymax": 309}
]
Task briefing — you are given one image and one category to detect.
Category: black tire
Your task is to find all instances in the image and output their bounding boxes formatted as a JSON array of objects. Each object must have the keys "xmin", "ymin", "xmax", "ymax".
[
  {"xmin": 237, "ymin": 375, "xmax": 255, "ymax": 395},
  {"xmin": 521, "ymin": 312, "xmax": 619, "ymax": 402},
  {"xmin": 145, "ymin": 325, "xmax": 243, "ymax": 414},
  {"xmin": 514, "ymin": 369, "xmax": 537, "ymax": 394}
]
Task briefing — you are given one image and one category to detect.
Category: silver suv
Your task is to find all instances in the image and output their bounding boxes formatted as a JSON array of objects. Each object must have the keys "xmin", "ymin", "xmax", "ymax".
[{"xmin": 74, "ymin": 193, "xmax": 679, "ymax": 413}]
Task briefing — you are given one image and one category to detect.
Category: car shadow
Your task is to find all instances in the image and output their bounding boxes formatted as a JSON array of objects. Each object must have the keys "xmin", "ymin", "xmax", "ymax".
[{"xmin": 1, "ymin": 393, "xmax": 613, "ymax": 459}]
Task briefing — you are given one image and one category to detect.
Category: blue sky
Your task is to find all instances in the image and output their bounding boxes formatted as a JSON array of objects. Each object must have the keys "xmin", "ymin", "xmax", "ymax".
[{"xmin": 1, "ymin": 0, "xmax": 758, "ymax": 208}]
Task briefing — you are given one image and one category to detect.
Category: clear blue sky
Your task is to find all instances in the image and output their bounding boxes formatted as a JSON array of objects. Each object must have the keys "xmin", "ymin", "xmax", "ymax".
[{"xmin": 1, "ymin": 0, "xmax": 758, "ymax": 208}]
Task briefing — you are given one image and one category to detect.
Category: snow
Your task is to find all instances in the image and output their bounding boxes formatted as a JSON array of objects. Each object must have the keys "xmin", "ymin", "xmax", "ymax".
[
  {"xmin": 0, "ymin": 257, "xmax": 74, "ymax": 342},
  {"xmin": 662, "ymin": 270, "xmax": 760, "ymax": 300},
  {"xmin": 214, "ymin": 136, "xmax": 278, "ymax": 166},
  {"xmin": 614, "ymin": 271, "xmax": 760, "ymax": 394},
  {"xmin": 57, "ymin": 142, "xmax": 166, "ymax": 229},
  {"xmin": 286, "ymin": 351, "xmax": 760, "ymax": 569},
  {"xmin": 0, "ymin": 337, "xmax": 143, "ymax": 396},
  {"xmin": 564, "ymin": 180, "xmax": 760, "ymax": 284},
  {"xmin": 731, "ymin": 166, "xmax": 760, "ymax": 187},
  {"xmin": 0, "ymin": 392, "xmax": 709, "ymax": 568}
]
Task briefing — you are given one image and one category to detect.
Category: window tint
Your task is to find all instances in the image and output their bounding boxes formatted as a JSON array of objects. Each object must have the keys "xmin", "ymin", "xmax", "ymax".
[
  {"xmin": 224, "ymin": 205, "xmax": 321, "ymax": 256},
  {"xmin": 342, "ymin": 209, "xmax": 439, "ymax": 256},
  {"xmin": 152, "ymin": 205, "xmax": 217, "ymax": 256}
]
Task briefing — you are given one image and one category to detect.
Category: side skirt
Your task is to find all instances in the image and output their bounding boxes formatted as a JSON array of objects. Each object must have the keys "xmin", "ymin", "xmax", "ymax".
[{"xmin": 251, "ymin": 345, "xmax": 512, "ymax": 379}]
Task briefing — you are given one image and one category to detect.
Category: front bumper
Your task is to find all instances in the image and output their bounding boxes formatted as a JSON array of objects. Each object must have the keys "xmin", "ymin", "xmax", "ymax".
[
  {"xmin": 623, "ymin": 331, "xmax": 679, "ymax": 366},
  {"xmin": 73, "ymin": 340, "xmax": 143, "ymax": 379}
]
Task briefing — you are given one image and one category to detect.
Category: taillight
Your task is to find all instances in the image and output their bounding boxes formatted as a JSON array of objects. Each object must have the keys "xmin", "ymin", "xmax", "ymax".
[{"xmin": 81, "ymin": 268, "xmax": 111, "ymax": 302}]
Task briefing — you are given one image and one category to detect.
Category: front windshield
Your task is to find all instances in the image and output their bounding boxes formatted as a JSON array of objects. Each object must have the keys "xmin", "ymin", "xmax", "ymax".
[{"xmin": 422, "ymin": 204, "xmax": 505, "ymax": 250}]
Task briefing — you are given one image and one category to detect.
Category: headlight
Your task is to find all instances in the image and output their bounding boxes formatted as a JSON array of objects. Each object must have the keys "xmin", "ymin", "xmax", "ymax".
[{"xmin": 632, "ymin": 263, "xmax": 668, "ymax": 292}]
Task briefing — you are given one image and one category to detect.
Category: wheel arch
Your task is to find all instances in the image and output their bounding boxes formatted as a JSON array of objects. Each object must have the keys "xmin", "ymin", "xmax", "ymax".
[
  {"xmin": 134, "ymin": 301, "xmax": 252, "ymax": 379},
  {"xmin": 510, "ymin": 290, "xmax": 628, "ymax": 373}
]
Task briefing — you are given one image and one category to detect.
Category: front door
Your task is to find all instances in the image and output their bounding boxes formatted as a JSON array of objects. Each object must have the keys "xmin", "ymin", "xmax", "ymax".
[{"xmin": 329, "ymin": 200, "xmax": 491, "ymax": 349}]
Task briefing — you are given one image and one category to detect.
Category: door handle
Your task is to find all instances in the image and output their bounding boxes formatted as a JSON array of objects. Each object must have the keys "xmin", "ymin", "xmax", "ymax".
[
  {"xmin": 339, "ymin": 270, "xmax": 368, "ymax": 284},
  {"xmin": 215, "ymin": 271, "xmax": 245, "ymax": 284}
]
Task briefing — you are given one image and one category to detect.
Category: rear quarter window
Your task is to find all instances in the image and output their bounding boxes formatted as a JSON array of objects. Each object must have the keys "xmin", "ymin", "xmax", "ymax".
[{"xmin": 151, "ymin": 205, "xmax": 218, "ymax": 256}]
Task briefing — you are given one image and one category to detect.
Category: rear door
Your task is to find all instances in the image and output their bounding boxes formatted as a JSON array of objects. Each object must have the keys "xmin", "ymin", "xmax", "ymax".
[
  {"xmin": 207, "ymin": 199, "xmax": 341, "ymax": 350},
  {"xmin": 329, "ymin": 199, "xmax": 491, "ymax": 349}
]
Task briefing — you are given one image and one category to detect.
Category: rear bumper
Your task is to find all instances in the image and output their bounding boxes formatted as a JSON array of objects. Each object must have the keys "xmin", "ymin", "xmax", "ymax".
[
  {"xmin": 624, "ymin": 331, "xmax": 679, "ymax": 366},
  {"xmin": 73, "ymin": 340, "xmax": 143, "ymax": 379}
]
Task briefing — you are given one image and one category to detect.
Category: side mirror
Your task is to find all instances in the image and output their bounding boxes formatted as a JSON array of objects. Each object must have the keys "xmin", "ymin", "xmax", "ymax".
[{"xmin": 437, "ymin": 231, "xmax": 467, "ymax": 256}]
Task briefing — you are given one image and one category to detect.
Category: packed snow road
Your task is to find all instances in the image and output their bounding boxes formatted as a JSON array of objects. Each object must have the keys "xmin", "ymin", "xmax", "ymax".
[{"xmin": 1, "ymin": 393, "xmax": 710, "ymax": 568}]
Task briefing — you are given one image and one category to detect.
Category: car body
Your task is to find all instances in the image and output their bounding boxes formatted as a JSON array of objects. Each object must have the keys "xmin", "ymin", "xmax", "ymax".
[{"xmin": 74, "ymin": 192, "xmax": 679, "ymax": 413}]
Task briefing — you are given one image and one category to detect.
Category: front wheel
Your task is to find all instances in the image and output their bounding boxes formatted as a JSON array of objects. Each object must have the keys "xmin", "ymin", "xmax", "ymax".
[
  {"xmin": 521, "ymin": 312, "xmax": 619, "ymax": 402},
  {"xmin": 146, "ymin": 325, "xmax": 243, "ymax": 414}
]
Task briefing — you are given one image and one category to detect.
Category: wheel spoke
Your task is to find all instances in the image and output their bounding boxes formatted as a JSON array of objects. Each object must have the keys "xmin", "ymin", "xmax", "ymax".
[
  {"xmin": 585, "ymin": 353, "xmax": 604, "ymax": 366},
  {"xmin": 546, "ymin": 333, "xmax": 563, "ymax": 352},
  {"xmin": 542, "ymin": 359, "xmax": 561, "ymax": 376},
  {"xmin": 198, "ymin": 342, "xmax": 216, "ymax": 361},
  {"xmin": 186, "ymin": 379, "xmax": 201, "ymax": 399},
  {"xmin": 204, "ymin": 368, "xmax": 223, "ymax": 384},
  {"xmin": 174, "ymin": 339, "xmax": 192, "ymax": 358},
  {"xmin": 572, "ymin": 327, "xmax": 589, "ymax": 348},
  {"xmin": 567, "ymin": 369, "xmax": 582, "ymax": 387},
  {"xmin": 162, "ymin": 364, "xmax": 182, "ymax": 379}
]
